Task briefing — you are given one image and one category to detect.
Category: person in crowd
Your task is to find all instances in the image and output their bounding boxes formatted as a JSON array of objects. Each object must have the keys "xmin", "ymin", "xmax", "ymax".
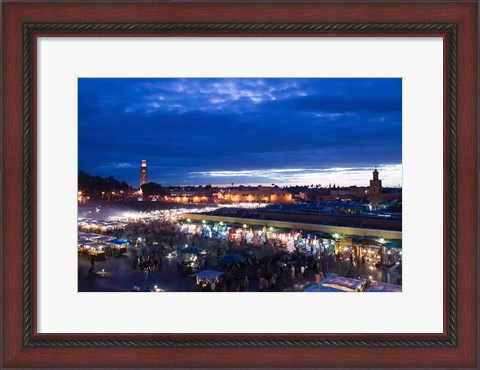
[
  {"xmin": 256, "ymin": 266, "xmax": 262, "ymax": 281},
  {"xmin": 244, "ymin": 275, "xmax": 249, "ymax": 291},
  {"xmin": 259, "ymin": 277, "xmax": 267, "ymax": 292},
  {"xmin": 143, "ymin": 257, "xmax": 151, "ymax": 272},
  {"xmin": 236, "ymin": 281, "xmax": 245, "ymax": 292},
  {"xmin": 299, "ymin": 265, "xmax": 305, "ymax": 279},
  {"xmin": 270, "ymin": 273, "xmax": 277, "ymax": 291},
  {"xmin": 89, "ymin": 256, "xmax": 95, "ymax": 274}
]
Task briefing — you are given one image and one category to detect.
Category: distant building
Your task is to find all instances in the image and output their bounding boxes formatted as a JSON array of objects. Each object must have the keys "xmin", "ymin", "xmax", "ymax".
[
  {"xmin": 163, "ymin": 191, "xmax": 211, "ymax": 204},
  {"xmin": 304, "ymin": 168, "xmax": 401, "ymax": 205},
  {"xmin": 368, "ymin": 168, "xmax": 402, "ymax": 206},
  {"xmin": 369, "ymin": 168, "xmax": 382, "ymax": 207},
  {"xmin": 140, "ymin": 160, "xmax": 148, "ymax": 187},
  {"xmin": 217, "ymin": 186, "xmax": 293, "ymax": 204},
  {"xmin": 370, "ymin": 168, "xmax": 381, "ymax": 193}
]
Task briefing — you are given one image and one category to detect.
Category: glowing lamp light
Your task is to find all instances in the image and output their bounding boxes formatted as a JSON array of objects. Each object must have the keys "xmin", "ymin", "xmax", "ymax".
[
  {"xmin": 187, "ymin": 219, "xmax": 191, "ymax": 222},
  {"xmin": 269, "ymin": 227, "xmax": 273, "ymax": 231},
  {"xmin": 243, "ymin": 224, "xmax": 247, "ymax": 228},
  {"xmin": 380, "ymin": 238, "xmax": 385, "ymax": 243},
  {"xmin": 333, "ymin": 233, "xmax": 339, "ymax": 239},
  {"xmin": 202, "ymin": 220, "xmax": 206, "ymax": 224}
]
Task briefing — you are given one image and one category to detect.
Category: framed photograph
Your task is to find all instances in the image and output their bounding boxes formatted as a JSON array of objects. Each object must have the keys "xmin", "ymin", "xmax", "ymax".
[{"xmin": 1, "ymin": 1, "xmax": 478, "ymax": 369}]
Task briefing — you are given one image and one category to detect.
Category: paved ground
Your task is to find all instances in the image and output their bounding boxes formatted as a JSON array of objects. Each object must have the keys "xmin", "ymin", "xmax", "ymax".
[{"xmin": 78, "ymin": 235, "xmax": 401, "ymax": 292}]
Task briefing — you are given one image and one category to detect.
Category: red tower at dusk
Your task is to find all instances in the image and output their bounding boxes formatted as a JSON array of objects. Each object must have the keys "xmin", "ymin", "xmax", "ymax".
[{"xmin": 369, "ymin": 168, "xmax": 382, "ymax": 196}]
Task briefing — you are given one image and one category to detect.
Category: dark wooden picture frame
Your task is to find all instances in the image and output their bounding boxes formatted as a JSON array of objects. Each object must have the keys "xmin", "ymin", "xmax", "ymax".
[{"xmin": 1, "ymin": 1, "xmax": 478, "ymax": 368}]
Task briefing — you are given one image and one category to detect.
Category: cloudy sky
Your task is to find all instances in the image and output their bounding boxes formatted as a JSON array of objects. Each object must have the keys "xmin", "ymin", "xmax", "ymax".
[{"xmin": 78, "ymin": 78, "xmax": 402, "ymax": 188}]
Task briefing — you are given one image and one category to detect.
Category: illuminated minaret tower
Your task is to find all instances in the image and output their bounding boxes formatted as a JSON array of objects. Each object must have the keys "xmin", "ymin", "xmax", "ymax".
[
  {"xmin": 369, "ymin": 168, "xmax": 382, "ymax": 209},
  {"xmin": 140, "ymin": 160, "xmax": 148, "ymax": 187},
  {"xmin": 369, "ymin": 168, "xmax": 382, "ymax": 196}
]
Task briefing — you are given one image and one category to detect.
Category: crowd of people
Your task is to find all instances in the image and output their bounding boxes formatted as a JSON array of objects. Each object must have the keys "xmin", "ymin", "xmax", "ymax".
[
  {"xmin": 84, "ymin": 217, "xmax": 401, "ymax": 291},
  {"xmin": 131, "ymin": 248, "xmax": 163, "ymax": 272}
]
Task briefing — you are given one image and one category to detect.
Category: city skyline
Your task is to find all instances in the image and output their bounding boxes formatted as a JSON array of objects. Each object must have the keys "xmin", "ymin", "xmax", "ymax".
[{"xmin": 79, "ymin": 78, "xmax": 402, "ymax": 187}]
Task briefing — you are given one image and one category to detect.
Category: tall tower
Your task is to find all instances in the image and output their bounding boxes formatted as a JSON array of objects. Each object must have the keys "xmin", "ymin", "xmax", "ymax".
[
  {"xmin": 369, "ymin": 168, "xmax": 382, "ymax": 195},
  {"xmin": 140, "ymin": 160, "xmax": 148, "ymax": 187}
]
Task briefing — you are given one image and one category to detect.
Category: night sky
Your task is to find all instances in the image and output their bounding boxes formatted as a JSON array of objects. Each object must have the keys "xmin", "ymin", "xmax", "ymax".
[{"xmin": 78, "ymin": 78, "xmax": 402, "ymax": 188}]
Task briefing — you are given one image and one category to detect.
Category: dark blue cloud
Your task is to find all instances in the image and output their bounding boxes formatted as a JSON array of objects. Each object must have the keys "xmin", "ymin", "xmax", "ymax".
[{"xmin": 78, "ymin": 78, "xmax": 402, "ymax": 187}]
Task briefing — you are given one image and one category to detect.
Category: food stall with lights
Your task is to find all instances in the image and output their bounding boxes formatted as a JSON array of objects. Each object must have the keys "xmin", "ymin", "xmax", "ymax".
[
  {"xmin": 109, "ymin": 238, "xmax": 129, "ymax": 256},
  {"xmin": 191, "ymin": 270, "xmax": 224, "ymax": 291},
  {"xmin": 319, "ymin": 274, "xmax": 366, "ymax": 292},
  {"xmin": 94, "ymin": 235, "xmax": 115, "ymax": 243},
  {"xmin": 78, "ymin": 243, "xmax": 107, "ymax": 260}
]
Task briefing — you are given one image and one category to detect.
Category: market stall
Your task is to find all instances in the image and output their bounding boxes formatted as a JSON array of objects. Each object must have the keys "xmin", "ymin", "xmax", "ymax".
[
  {"xmin": 366, "ymin": 282, "xmax": 402, "ymax": 292},
  {"xmin": 217, "ymin": 253, "xmax": 245, "ymax": 265},
  {"xmin": 320, "ymin": 274, "xmax": 366, "ymax": 292},
  {"xmin": 95, "ymin": 235, "xmax": 115, "ymax": 243},
  {"xmin": 109, "ymin": 238, "xmax": 129, "ymax": 256},
  {"xmin": 79, "ymin": 243, "xmax": 107, "ymax": 260},
  {"xmin": 304, "ymin": 285, "xmax": 346, "ymax": 292},
  {"xmin": 191, "ymin": 270, "xmax": 224, "ymax": 291}
]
